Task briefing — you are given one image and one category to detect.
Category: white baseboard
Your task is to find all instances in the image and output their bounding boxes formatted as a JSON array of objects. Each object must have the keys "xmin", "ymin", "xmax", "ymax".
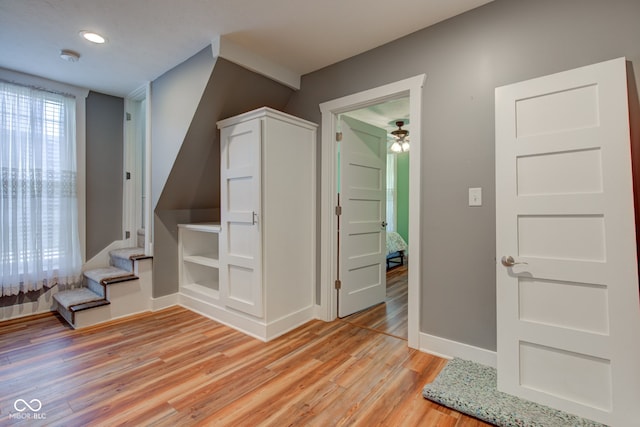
[
  {"xmin": 265, "ymin": 306, "xmax": 315, "ymax": 340},
  {"xmin": 419, "ymin": 332, "xmax": 497, "ymax": 368},
  {"xmin": 313, "ymin": 304, "xmax": 326, "ymax": 320},
  {"xmin": 179, "ymin": 293, "xmax": 267, "ymax": 340},
  {"xmin": 179, "ymin": 292, "xmax": 314, "ymax": 341},
  {"xmin": 151, "ymin": 293, "xmax": 179, "ymax": 311}
]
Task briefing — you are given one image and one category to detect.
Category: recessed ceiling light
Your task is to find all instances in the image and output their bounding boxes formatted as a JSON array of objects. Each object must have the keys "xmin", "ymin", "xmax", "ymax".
[{"xmin": 79, "ymin": 30, "xmax": 107, "ymax": 44}]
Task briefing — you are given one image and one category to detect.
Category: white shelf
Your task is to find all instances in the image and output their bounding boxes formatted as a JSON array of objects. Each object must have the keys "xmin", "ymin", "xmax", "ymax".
[
  {"xmin": 184, "ymin": 255, "xmax": 219, "ymax": 268},
  {"xmin": 178, "ymin": 223, "xmax": 220, "ymax": 297},
  {"xmin": 178, "ymin": 222, "xmax": 221, "ymax": 233}
]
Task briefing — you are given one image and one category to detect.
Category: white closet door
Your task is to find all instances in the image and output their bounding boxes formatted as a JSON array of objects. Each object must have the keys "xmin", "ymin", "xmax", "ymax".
[
  {"xmin": 495, "ymin": 57, "xmax": 640, "ymax": 425},
  {"xmin": 220, "ymin": 119, "xmax": 263, "ymax": 317}
]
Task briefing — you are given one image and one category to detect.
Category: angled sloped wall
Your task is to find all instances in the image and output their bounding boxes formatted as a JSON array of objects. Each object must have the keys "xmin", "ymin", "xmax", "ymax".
[{"xmin": 152, "ymin": 54, "xmax": 294, "ymax": 298}]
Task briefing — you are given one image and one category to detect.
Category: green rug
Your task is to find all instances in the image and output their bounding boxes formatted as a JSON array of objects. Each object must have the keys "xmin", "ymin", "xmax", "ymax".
[{"xmin": 422, "ymin": 358, "xmax": 606, "ymax": 427}]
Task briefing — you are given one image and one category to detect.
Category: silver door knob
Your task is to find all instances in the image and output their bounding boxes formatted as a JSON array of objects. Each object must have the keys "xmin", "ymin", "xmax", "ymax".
[{"xmin": 501, "ymin": 255, "xmax": 528, "ymax": 267}]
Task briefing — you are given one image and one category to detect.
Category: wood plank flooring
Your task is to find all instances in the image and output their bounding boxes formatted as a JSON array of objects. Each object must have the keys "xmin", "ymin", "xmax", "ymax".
[
  {"xmin": 0, "ymin": 306, "xmax": 491, "ymax": 426},
  {"xmin": 342, "ymin": 264, "xmax": 409, "ymax": 340}
]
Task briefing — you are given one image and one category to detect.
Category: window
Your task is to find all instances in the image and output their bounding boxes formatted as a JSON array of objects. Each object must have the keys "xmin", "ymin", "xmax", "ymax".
[{"xmin": 1, "ymin": 81, "xmax": 82, "ymax": 296}]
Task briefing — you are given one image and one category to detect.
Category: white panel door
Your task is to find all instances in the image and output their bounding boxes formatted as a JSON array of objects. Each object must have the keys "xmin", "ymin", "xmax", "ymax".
[
  {"xmin": 338, "ymin": 116, "xmax": 387, "ymax": 317},
  {"xmin": 495, "ymin": 57, "xmax": 640, "ymax": 425},
  {"xmin": 220, "ymin": 119, "xmax": 263, "ymax": 317}
]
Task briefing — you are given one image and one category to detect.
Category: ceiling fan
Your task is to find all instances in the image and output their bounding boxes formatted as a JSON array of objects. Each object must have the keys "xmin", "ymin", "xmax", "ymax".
[{"xmin": 390, "ymin": 120, "xmax": 410, "ymax": 153}]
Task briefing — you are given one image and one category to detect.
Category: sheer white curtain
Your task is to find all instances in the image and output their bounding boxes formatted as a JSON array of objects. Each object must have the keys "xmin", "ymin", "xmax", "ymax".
[
  {"xmin": 386, "ymin": 153, "xmax": 397, "ymax": 232},
  {"xmin": 1, "ymin": 82, "xmax": 82, "ymax": 296}
]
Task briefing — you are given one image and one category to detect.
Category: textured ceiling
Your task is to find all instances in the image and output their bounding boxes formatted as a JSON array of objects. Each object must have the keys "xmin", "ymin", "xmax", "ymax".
[{"xmin": 0, "ymin": 0, "xmax": 493, "ymax": 97}]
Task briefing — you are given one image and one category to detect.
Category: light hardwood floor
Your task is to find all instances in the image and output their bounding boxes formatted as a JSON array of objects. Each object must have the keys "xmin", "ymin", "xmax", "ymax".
[
  {"xmin": 342, "ymin": 263, "xmax": 409, "ymax": 340},
  {"xmin": 0, "ymin": 306, "xmax": 490, "ymax": 426}
]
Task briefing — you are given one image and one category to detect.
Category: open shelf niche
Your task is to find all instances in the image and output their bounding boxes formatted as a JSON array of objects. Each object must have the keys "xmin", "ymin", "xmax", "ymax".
[{"xmin": 178, "ymin": 222, "xmax": 220, "ymax": 302}]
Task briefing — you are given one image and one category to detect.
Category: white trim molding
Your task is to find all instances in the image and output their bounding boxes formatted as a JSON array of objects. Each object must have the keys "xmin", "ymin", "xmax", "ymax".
[
  {"xmin": 124, "ymin": 82, "xmax": 152, "ymax": 254},
  {"xmin": 151, "ymin": 293, "xmax": 179, "ymax": 311},
  {"xmin": 179, "ymin": 294, "xmax": 315, "ymax": 342},
  {"xmin": 420, "ymin": 332, "xmax": 497, "ymax": 368},
  {"xmin": 319, "ymin": 75, "xmax": 425, "ymax": 349}
]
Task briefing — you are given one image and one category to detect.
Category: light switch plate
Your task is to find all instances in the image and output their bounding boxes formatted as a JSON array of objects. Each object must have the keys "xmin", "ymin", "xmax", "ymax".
[{"xmin": 469, "ymin": 187, "xmax": 482, "ymax": 207}]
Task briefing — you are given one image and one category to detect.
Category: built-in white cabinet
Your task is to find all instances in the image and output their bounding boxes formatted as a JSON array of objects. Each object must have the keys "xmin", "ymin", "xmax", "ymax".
[
  {"xmin": 217, "ymin": 107, "xmax": 317, "ymax": 339},
  {"xmin": 179, "ymin": 107, "xmax": 317, "ymax": 341},
  {"xmin": 178, "ymin": 223, "xmax": 221, "ymax": 303}
]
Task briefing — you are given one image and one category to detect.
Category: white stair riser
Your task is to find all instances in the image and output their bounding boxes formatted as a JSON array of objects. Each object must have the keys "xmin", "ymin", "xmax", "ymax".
[{"xmin": 73, "ymin": 304, "xmax": 112, "ymax": 329}]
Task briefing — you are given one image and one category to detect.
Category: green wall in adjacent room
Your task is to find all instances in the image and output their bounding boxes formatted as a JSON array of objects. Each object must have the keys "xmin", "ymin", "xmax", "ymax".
[{"xmin": 396, "ymin": 152, "xmax": 410, "ymax": 244}]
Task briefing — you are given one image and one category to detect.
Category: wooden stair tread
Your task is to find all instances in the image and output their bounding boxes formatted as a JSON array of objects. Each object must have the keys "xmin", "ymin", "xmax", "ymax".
[
  {"xmin": 102, "ymin": 274, "xmax": 137, "ymax": 285},
  {"xmin": 70, "ymin": 299, "xmax": 110, "ymax": 312}
]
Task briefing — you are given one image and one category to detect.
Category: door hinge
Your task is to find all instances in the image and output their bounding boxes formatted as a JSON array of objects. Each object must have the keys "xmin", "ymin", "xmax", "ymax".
[
  {"xmin": 126, "ymin": 171, "xmax": 131, "ymax": 180},
  {"xmin": 336, "ymin": 132, "xmax": 342, "ymax": 142},
  {"xmin": 335, "ymin": 205, "xmax": 342, "ymax": 216},
  {"xmin": 126, "ymin": 112, "xmax": 132, "ymax": 121},
  {"xmin": 125, "ymin": 231, "xmax": 131, "ymax": 239},
  {"xmin": 335, "ymin": 279, "xmax": 341, "ymax": 290}
]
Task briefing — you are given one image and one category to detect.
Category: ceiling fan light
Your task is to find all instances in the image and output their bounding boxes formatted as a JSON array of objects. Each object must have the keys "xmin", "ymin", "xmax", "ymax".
[{"xmin": 390, "ymin": 119, "xmax": 410, "ymax": 152}]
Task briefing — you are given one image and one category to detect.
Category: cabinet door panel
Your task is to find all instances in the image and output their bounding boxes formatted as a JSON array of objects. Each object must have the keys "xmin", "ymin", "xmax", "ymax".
[{"xmin": 220, "ymin": 119, "xmax": 263, "ymax": 317}]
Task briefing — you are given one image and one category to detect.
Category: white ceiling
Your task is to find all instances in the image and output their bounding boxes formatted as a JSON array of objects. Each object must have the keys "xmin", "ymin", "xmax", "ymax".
[
  {"xmin": 344, "ymin": 97, "xmax": 410, "ymax": 134},
  {"xmin": 0, "ymin": 0, "xmax": 492, "ymax": 97}
]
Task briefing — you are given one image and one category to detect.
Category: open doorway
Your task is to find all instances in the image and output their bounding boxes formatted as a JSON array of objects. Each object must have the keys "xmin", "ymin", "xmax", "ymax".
[
  {"xmin": 338, "ymin": 99, "xmax": 410, "ymax": 340},
  {"xmin": 319, "ymin": 75, "xmax": 425, "ymax": 349}
]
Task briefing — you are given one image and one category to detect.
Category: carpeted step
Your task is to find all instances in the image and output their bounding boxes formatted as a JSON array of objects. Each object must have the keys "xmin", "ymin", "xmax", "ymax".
[
  {"xmin": 54, "ymin": 288, "xmax": 110, "ymax": 326},
  {"xmin": 109, "ymin": 247, "xmax": 147, "ymax": 272},
  {"xmin": 54, "ymin": 287, "xmax": 105, "ymax": 310},
  {"xmin": 85, "ymin": 266, "xmax": 137, "ymax": 288},
  {"xmin": 83, "ymin": 266, "xmax": 138, "ymax": 303}
]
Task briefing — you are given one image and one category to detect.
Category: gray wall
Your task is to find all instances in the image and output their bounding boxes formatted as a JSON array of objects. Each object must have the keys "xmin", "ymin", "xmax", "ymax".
[
  {"xmin": 86, "ymin": 91, "xmax": 124, "ymax": 259},
  {"xmin": 150, "ymin": 47, "xmax": 216, "ymax": 299},
  {"xmin": 150, "ymin": 47, "xmax": 216, "ymax": 213},
  {"xmin": 151, "ymin": 56, "xmax": 293, "ymax": 297},
  {"xmin": 286, "ymin": 0, "xmax": 640, "ymax": 351}
]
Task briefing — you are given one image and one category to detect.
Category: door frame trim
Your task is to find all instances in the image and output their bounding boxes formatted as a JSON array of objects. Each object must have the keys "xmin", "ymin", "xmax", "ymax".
[
  {"xmin": 124, "ymin": 82, "xmax": 152, "ymax": 255},
  {"xmin": 319, "ymin": 74, "xmax": 425, "ymax": 348}
]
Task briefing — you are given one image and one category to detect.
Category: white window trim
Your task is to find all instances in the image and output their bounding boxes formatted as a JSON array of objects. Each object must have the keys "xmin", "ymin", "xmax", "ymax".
[{"xmin": 0, "ymin": 67, "xmax": 89, "ymax": 262}]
